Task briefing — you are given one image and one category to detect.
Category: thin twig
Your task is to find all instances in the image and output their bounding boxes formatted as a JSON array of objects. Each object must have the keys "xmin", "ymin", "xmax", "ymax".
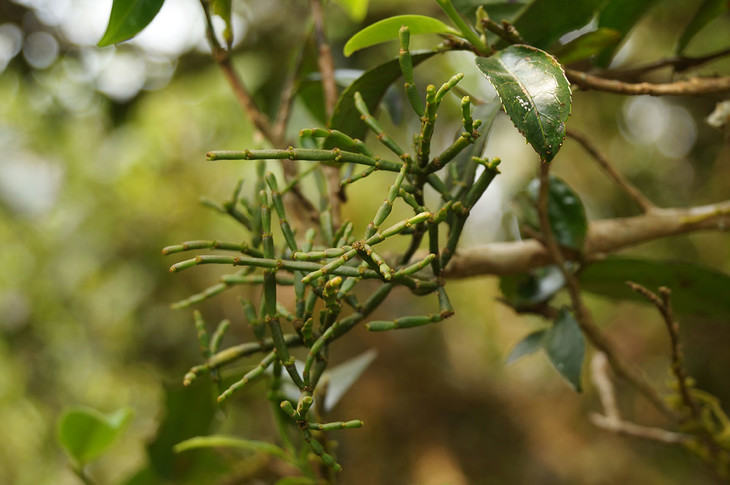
[
  {"xmin": 567, "ymin": 128, "xmax": 656, "ymax": 213},
  {"xmin": 537, "ymin": 163, "xmax": 680, "ymax": 420},
  {"xmin": 599, "ymin": 47, "xmax": 730, "ymax": 81},
  {"xmin": 590, "ymin": 413, "xmax": 691, "ymax": 444},
  {"xmin": 309, "ymin": 0, "xmax": 343, "ymax": 228},
  {"xmin": 567, "ymin": 69, "xmax": 730, "ymax": 96}
]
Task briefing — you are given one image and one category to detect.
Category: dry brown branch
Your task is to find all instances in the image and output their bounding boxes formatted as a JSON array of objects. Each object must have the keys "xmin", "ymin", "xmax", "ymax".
[
  {"xmin": 566, "ymin": 128, "xmax": 656, "ymax": 213},
  {"xmin": 566, "ymin": 69, "xmax": 730, "ymax": 96},
  {"xmin": 443, "ymin": 200, "xmax": 730, "ymax": 278},
  {"xmin": 536, "ymin": 163, "xmax": 680, "ymax": 420}
]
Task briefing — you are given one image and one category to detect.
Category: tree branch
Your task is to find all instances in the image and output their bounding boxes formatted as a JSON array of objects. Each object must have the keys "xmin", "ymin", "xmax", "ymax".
[
  {"xmin": 597, "ymin": 47, "xmax": 730, "ymax": 81},
  {"xmin": 443, "ymin": 200, "xmax": 730, "ymax": 278},
  {"xmin": 567, "ymin": 69, "xmax": 730, "ymax": 96}
]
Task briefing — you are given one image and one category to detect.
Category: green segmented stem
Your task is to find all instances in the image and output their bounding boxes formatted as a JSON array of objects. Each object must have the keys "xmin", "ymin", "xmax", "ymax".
[
  {"xmin": 434, "ymin": 0, "xmax": 490, "ymax": 54},
  {"xmin": 199, "ymin": 179, "xmax": 252, "ymax": 230},
  {"xmin": 172, "ymin": 281, "xmax": 227, "ymax": 310},
  {"xmin": 210, "ymin": 319, "xmax": 230, "ymax": 353},
  {"xmin": 208, "ymin": 147, "xmax": 404, "ymax": 173},
  {"xmin": 353, "ymin": 92, "xmax": 411, "ymax": 161},
  {"xmin": 162, "ymin": 240, "xmax": 263, "ymax": 258},
  {"xmin": 194, "ymin": 311, "xmax": 211, "ymax": 359},
  {"xmin": 266, "ymin": 173, "xmax": 299, "ymax": 252},
  {"xmin": 435, "ymin": 72, "xmax": 464, "ymax": 103},
  {"xmin": 276, "ymin": 302, "xmax": 296, "ymax": 322},
  {"xmin": 293, "ymin": 247, "xmax": 349, "ymax": 261},
  {"xmin": 366, "ymin": 312, "xmax": 446, "ymax": 331},
  {"xmin": 221, "ymin": 273, "xmax": 294, "ymax": 285},
  {"xmin": 428, "ymin": 222, "xmax": 441, "ymax": 276},
  {"xmin": 426, "ymin": 119, "xmax": 482, "ymax": 174},
  {"xmin": 297, "ymin": 395, "xmax": 314, "ymax": 419},
  {"xmin": 438, "ymin": 286, "xmax": 454, "ymax": 315},
  {"xmin": 172, "ymin": 270, "xmax": 292, "ymax": 310},
  {"xmin": 358, "ymin": 243, "xmax": 392, "ymax": 280},
  {"xmin": 218, "ymin": 350, "xmax": 277, "ymax": 403},
  {"xmin": 240, "ymin": 298, "xmax": 266, "ymax": 342},
  {"xmin": 302, "ymin": 428, "xmax": 342, "ymax": 472},
  {"xmin": 336, "ymin": 275, "xmax": 358, "ymax": 300},
  {"xmin": 399, "ymin": 26, "xmax": 425, "ymax": 117},
  {"xmin": 341, "ymin": 165, "xmax": 377, "ymax": 186},
  {"xmin": 393, "ymin": 253, "xmax": 436, "ymax": 278},
  {"xmin": 301, "ymin": 248, "xmax": 357, "ymax": 283},
  {"xmin": 365, "ymin": 160, "xmax": 409, "ymax": 239},
  {"xmin": 301, "ymin": 317, "xmax": 314, "ymax": 346},
  {"xmin": 417, "ymin": 74, "xmax": 464, "ymax": 166},
  {"xmin": 301, "ymin": 128, "xmax": 374, "ymax": 157},
  {"xmin": 334, "ymin": 220, "xmax": 354, "ymax": 248},
  {"xmin": 309, "ymin": 420, "xmax": 364, "ymax": 431},
  {"xmin": 461, "ymin": 96, "xmax": 474, "ymax": 133},
  {"xmin": 426, "ymin": 174, "xmax": 452, "ymax": 201}
]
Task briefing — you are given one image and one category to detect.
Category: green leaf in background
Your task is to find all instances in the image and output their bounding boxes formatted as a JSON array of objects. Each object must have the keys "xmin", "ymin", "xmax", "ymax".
[
  {"xmin": 451, "ymin": 0, "xmax": 529, "ymax": 23},
  {"xmin": 676, "ymin": 0, "xmax": 728, "ymax": 54},
  {"xmin": 526, "ymin": 175, "xmax": 587, "ymax": 250},
  {"xmin": 321, "ymin": 349, "xmax": 377, "ymax": 412},
  {"xmin": 174, "ymin": 435, "xmax": 288, "ymax": 460},
  {"xmin": 57, "ymin": 406, "xmax": 132, "ymax": 465},
  {"xmin": 595, "ymin": 0, "xmax": 662, "ymax": 67},
  {"xmin": 543, "ymin": 308, "xmax": 585, "ymax": 392},
  {"xmin": 98, "ymin": 0, "xmax": 166, "ymax": 47},
  {"xmin": 329, "ymin": 51, "xmax": 437, "ymax": 141},
  {"xmin": 212, "ymin": 0, "xmax": 233, "ymax": 48},
  {"xmin": 343, "ymin": 15, "xmax": 459, "ymax": 57},
  {"xmin": 507, "ymin": 0, "xmax": 605, "ymax": 50},
  {"xmin": 332, "ymin": 0, "xmax": 370, "ymax": 22},
  {"xmin": 579, "ymin": 257, "xmax": 730, "ymax": 320},
  {"xmin": 500, "ymin": 265, "xmax": 566, "ymax": 309},
  {"xmin": 275, "ymin": 477, "xmax": 318, "ymax": 485},
  {"xmin": 554, "ymin": 28, "xmax": 622, "ymax": 65},
  {"xmin": 475, "ymin": 45, "xmax": 571, "ymax": 163},
  {"xmin": 506, "ymin": 329, "xmax": 547, "ymax": 364}
]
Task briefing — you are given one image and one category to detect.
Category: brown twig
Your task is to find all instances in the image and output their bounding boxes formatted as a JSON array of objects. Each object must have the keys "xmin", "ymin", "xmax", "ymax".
[
  {"xmin": 309, "ymin": 0, "xmax": 343, "ymax": 228},
  {"xmin": 443, "ymin": 199, "xmax": 730, "ymax": 278},
  {"xmin": 536, "ymin": 162, "xmax": 680, "ymax": 420},
  {"xmin": 567, "ymin": 69, "xmax": 730, "ymax": 96},
  {"xmin": 566, "ymin": 128, "xmax": 656, "ymax": 213},
  {"xmin": 598, "ymin": 47, "xmax": 730, "ymax": 81}
]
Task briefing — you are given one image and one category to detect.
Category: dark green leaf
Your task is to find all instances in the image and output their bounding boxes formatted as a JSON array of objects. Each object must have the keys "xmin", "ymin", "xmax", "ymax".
[
  {"xmin": 508, "ymin": 0, "xmax": 605, "ymax": 50},
  {"xmin": 329, "ymin": 51, "xmax": 438, "ymax": 140},
  {"xmin": 98, "ymin": 0, "xmax": 165, "ymax": 47},
  {"xmin": 579, "ymin": 257, "xmax": 730, "ymax": 320},
  {"xmin": 332, "ymin": 0, "xmax": 370, "ymax": 22},
  {"xmin": 676, "ymin": 0, "xmax": 728, "ymax": 54},
  {"xmin": 475, "ymin": 45, "xmax": 571, "ymax": 163},
  {"xmin": 175, "ymin": 435, "xmax": 288, "ymax": 460},
  {"xmin": 554, "ymin": 28, "xmax": 622, "ymax": 65},
  {"xmin": 506, "ymin": 329, "xmax": 547, "ymax": 364},
  {"xmin": 500, "ymin": 265, "xmax": 565, "ymax": 308},
  {"xmin": 57, "ymin": 406, "xmax": 132, "ymax": 465},
  {"xmin": 343, "ymin": 15, "xmax": 459, "ymax": 57},
  {"xmin": 595, "ymin": 0, "xmax": 662, "ymax": 66},
  {"xmin": 526, "ymin": 175, "xmax": 587, "ymax": 250},
  {"xmin": 543, "ymin": 308, "xmax": 584, "ymax": 392}
]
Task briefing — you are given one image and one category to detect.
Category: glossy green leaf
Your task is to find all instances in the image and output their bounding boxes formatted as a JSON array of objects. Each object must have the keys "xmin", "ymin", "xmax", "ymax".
[
  {"xmin": 500, "ymin": 265, "xmax": 565, "ymax": 309},
  {"xmin": 332, "ymin": 0, "xmax": 370, "ymax": 22},
  {"xmin": 526, "ymin": 175, "xmax": 587, "ymax": 250},
  {"xmin": 506, "ymin": 329, "xmax": 547, "ymax": 364},
  {"xmin": 543, "ymin": 308, "xmax": 584, "ymax": 392},
  {"xmin": 175, "ymin": 435, "xmax": 288, "ymax": 460},
  {"xmin": 475, "ymin": 45, "xmax": 571, "ymax": 163},
  {"xmin": 508, "ymin": 0, "xmax": 605, "ymax": 50},
  {"xmin": 554, "ymin": 28, "xmax": 622, "ymax": 65},
  {"xmin": 343, "ymin": 15, "xmax": 459, "ymax": 57},
  {"xmin": 595, "ymin": 0, "xmax": 662, "ymax": 66},
  {"xmin": 212, "ymin": 0, "xmax": 233, "ymax": 48},
  {"xmin": 579, "ymin": 257, "xmax": 730, "ymax": 320},
  {"xmin": 57, "ymin": 406, "xmax": 132, "ymax": 465},
  {"xmin": 329, "ymin": 51, "xmax": 437, "ymax": 140},
  {"xmin": 676, "ymin": 0, "xmax": 728, "ymax": 54},
  {"xmin": 98, "ymin": 0, "xmax": 165, "ymax": 47},
  {"xmin": 321, "ymin": 349, "xmax": 377, "ymax": 412}
]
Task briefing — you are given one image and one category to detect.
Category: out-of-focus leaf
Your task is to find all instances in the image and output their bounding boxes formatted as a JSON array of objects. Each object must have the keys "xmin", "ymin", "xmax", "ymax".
[
  {"xmin": 98, "ymin": 0, "xmax": 165, "ymax": 47},
  {"xmin": 554, "ymin": 28, "xmax": 622, "ymax": 65},
  {"xmin": 332, "ymin": 0, "xmax": 370, "ymax": 22},
  {"xmin": 322, "ymin": 349, "xmax": 377, "ymax": 412},
  {"xmin": 579, "ymin": 257, "xmax": 730, "ymax": 320},
  {"xmin": 475, "ymin": 45, "xmax": 571, "ymax": 163},
  {"xmin": 329, "ymin": 51, "xmax": 437, "ymax": 140},
  {"xmin": 212, "ymin": 0, "xmax": 233, "ymax": 48},
  {"xmin": 174, "ymin": 435, "xmax": 288, "ymax": 460},
  {"xmin": 508, "ymin": 0, "xmax": 605, "ymax": 50},
  {"xmin": 57, "ymin": 406, "xmax": 132, "ymax": 465},
  {"xmin": 595, "ymin": 0, "xmax": 662, "ymax": 66},
  {"xmin": 500, "ymin": 265, "xmax": 566, "ymax": 308},
  {"xmin": 676, "ymin": 0, "xmax": 728, "ymax": 54},
  {"xmin": 452, "ymin": 0, "xmax": 528, "ymax": 22},
  {"xmin": 343, "ymin": 15, "xmax": 459, "ymax": 57},
  {"xmin": 707, "ymin": 100, "xmax": 730, "ymax": 129},
  {"xmin": 526, "ymin": 175, "xmax": 587, "ymax": 250},
  {"xmin": 543, "ymin": 309, "xmax": 584, "ymax": 392},
  {"xmin": 506, "ymin": 329, "xmax": 547, "ymax": 364},
  {"xmin": 275, "ymin": 477, "xmax": 318, "ymax": 485}
]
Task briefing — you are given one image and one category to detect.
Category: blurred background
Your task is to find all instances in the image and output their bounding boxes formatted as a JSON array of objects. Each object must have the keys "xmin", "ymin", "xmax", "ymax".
[{"xmin": 0, "ymin": 0, "xmax": 728, "ymax": 483}]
